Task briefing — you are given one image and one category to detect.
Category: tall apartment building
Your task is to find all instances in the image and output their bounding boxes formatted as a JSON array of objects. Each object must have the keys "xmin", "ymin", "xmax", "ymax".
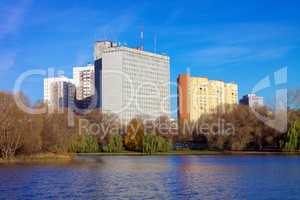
[
  {"xmin": 44, "ymin": 76, "xmax": 75, "ymax": 111},
  {"xmin": 73, "ymin": 64, "xmax": 95, "ymax": 100},
  {"xmin": 240, "ymin": 94, "xmax": 264, "ymax": 108},
  {"xmin": 177, "ymin": 74, "xmax": 238, "ymax": 123},
  {"xmin": 94, "ymin": 41, "xmax": 170, "ymax": 123}
]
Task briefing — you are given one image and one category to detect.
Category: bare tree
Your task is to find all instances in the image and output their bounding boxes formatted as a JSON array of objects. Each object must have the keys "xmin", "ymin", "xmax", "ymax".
[{"xmin": 0, "ymin": 93, "xmax": 28, "ymax": 159}]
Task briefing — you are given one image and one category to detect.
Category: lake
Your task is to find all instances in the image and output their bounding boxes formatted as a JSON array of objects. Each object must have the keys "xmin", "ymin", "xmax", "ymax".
[{"xmin": 0, "ymin": 155, "xmax": 300, "ymax": 200}]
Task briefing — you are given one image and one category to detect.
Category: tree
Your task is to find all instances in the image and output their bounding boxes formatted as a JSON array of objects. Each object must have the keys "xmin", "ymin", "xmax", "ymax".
[
  {"xmin": 155, "ymin": 116, "xmax": 171, "ymax": 135},
  {"xmin": 41, "ymin": 111, "xmax": 78, "ymax": 153},
  {"xmin": 102, "ymin": 134, "xmax": 123, "ymax": 152},
  {"xmin": 82, "ymin": 110, "xmax": 121, "ymax": 146},
  {"xmin": 0, "ymin": 93, "xmax": 30, "ymax": 158},
  {"xmin": 142, "ymin": 134, "xmax": 157, "ymax": 154},
  {"xmin": 69, "ymin": 134, "xmax": 99, "ymax": 153},
  {"xmin": 187, "ymin": 104, "xmax": 285, "ymax": 151},
  {"xmin": 124, "ymin": 118, "xmax": 144, "ymax": 151},
  {"xmin": 284, "ymin": 120, "xmax": 300, "ymax": 151},
  {"xmin": 142, "ymin": 133, "xmax": 173, "ymax": 154},
  {"xmin": 20, "ymin": 115, "xmax": 43, "ymax": 154}
]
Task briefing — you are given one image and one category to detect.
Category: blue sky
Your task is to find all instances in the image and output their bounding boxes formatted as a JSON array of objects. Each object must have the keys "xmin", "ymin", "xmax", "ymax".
[{"xmin": 0, "ymin": 0, "xmax": 299, "ymax": 117}]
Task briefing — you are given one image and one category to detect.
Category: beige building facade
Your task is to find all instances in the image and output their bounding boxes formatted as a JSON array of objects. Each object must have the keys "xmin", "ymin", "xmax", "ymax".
[{"xmin": 178, "ymin": 74, "xmax": 238, "ymax": 123}]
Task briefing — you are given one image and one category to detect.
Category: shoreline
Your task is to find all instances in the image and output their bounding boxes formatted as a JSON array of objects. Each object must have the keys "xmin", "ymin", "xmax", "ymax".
[
  {"xmin": 77, "ymin": 150, "xmax": 300, "ymax": 156},
  {"xmin": 0, "ymin": 153, "xmax": 74, "ymax": 164},
  {"xmin": 1, "ymin": 150, "xmax": 300, "ymax": 163}
]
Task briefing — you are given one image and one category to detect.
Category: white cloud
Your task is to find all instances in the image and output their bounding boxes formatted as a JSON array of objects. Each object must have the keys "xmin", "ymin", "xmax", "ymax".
[
  {"xmin": 162, "ymin": 22, "xmax": 298, "ymax": 66},
  {"xmin": 188, "ymin": 46, "xmax": 291, "ymax": 66}
]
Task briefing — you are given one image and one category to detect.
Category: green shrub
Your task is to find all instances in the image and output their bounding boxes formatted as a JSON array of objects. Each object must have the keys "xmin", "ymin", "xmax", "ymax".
[
  {"xmin": 284, "ymin": 120, "xmax": 300, "ymax": 151},
  {"xmin": 142, "ymin": 133, "xmax": 172, "ymax": 154},
  {"xmin": 69, "ymin": 134, "xmax": 99, "ymax": 153},
  {"xmin": 102, "ymin": 135, "xmax": 123, "ymax": 153}
]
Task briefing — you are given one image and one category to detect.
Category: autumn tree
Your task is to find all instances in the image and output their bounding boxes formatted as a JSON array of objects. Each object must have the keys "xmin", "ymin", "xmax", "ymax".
[
  {"xmin": 81, "ymin": 110, "xmax": 121, "ymax": 146},
  {"xmin": 188, "ymin": 104, "xmax": 285, "ymax": 151},
  {"xmin": 20, "ymin": 114, "xmax": 43, "ymax": 154},
  {"xmin": 124, "ymin": 118, "xmax": 144, "ymax": 151},
  {"xmin": 0, "ymin": 92, "xmax": 45, "ymax": 158},
  {"xmin": 41, "ymin": 111, "xmax": 78, "ymax": 153},
  {"xmin": 284, "ymin": 120, "xmax": 300, "ymax": 151}
]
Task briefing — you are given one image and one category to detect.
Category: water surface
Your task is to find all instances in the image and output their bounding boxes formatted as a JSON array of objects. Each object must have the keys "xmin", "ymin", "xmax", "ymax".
[{"xmin": 0, "ymin": 155, "xmax": 299, "ymax": 200}]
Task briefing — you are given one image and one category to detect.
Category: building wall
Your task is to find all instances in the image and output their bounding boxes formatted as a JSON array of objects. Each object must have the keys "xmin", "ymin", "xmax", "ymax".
[
  {"xmin": 178, "ymin": 74, "xmax": 238, "ymax": 122},
  {"xmin": 73, "ymin": 64, "xmax": 95, "ymax": 100},
  {"xmin": 240, "ymin": 94, "xmax": 264, "ymax": 108},
  {"xmin": 101, "ymin": 48, "xmax": 123, "ymax": 115},
  {"xmin": 94, "ymin": 41, "xmax": 171, "ymax": 123},
  {"xmin": 94, "ymin": 41, "xmax": 113, "ymax": 60},
  {"xmin": 225, "ymin": 83, "xmax": 238, "ymax": 105},
  {"xmin": 177, "ymin": 74, "xmax": 190, "ymax": 125},
  {"xmin": 44, "ymin": 76, "xmax": 75, "ymax": 111},
  {"xmin": 189, "ymin": 77, "xmax": 211, "ymax": 121}
]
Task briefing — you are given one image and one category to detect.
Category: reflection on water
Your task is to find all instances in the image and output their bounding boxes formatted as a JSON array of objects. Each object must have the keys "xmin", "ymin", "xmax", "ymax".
[{"xmin": 0, "ymin": 155, "xmax": 300, "ymax": 199}]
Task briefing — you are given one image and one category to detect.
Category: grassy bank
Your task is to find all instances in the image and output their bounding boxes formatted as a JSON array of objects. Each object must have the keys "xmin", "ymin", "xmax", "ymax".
[
  {"xmin": 77, "ymin": 150, "xmax": 300, "ymax": 156},
  {"xmin": 77, "ymin": 150, "xmax": 222, "ymax": 156},
  {"xmin": 1, "ymin": 150, "xmax": 300, "ymax": 163},
  {"xmin": 77, "ymin": 150, "xmax": 224, "ymax": 156},
  {"xmin": 0, "ymin": 153, "xmax": 74, "ymax": 164}
]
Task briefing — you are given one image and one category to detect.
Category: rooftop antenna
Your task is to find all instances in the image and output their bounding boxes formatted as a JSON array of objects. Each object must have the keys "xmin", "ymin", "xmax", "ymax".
[
  {"xmin": 154, "ymin": 33, "xmax": 157, "ymax": 53},
  {"xmin": 136, "ymin": 31, "xmax": 139, "ymax": 49},
  {"xmin": 140, "ymin": 26, "xmax": 144, "ymax": 50}
]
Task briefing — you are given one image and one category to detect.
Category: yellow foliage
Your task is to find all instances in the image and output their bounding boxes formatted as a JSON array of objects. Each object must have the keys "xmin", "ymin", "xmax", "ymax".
[{"xmin": 124, "ymin": 118, "xmax": 144, "ymax": 151}]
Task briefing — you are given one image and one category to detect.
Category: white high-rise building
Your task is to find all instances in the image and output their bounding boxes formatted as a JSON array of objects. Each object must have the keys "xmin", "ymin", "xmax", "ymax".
[
  {"xmin": 240, "ymin": 94, "xmax": 264, "ymax": 108},
  {"xmin": 94, "ymin": 41, "xmax": 170, "ymax": 123},
  {"xmin": 44, "ymin": 76, "xmax": 75, "ymax": 110},
  {"xmin": 73, "ymin": 64, "xmax": 95, "ymax": 100}
]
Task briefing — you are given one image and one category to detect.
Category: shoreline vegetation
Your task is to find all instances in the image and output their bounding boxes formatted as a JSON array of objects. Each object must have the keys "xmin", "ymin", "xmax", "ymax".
[
  {"xmin": 1, "ymin": 150, "xmax": 300, "ymax": 164},
  {"xmin": 77, "ymin": 150, "xmax": 300, "ymax": 156},
  {"xmin": 1, "ymin": 91, "xmax": 300, "ymax": 163},
  {"xmin": 0, "ymin": 153, "xmax": 74, "ymax": 164}
]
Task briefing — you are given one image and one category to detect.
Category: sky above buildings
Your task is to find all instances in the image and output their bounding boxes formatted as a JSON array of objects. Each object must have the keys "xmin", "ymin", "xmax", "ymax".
[{"xmin": 0, "ymin": 0, "xmax": 299, "ymax": 117}]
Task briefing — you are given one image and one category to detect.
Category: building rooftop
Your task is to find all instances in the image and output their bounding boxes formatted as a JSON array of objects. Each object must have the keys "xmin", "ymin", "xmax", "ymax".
[
  {"xmin": 95, "ymin": 40, "xmax": 169, "ymax": 59},
  {"xmin": 178, "ymin": 74, "xmax": 237, "ymax": 85}
]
